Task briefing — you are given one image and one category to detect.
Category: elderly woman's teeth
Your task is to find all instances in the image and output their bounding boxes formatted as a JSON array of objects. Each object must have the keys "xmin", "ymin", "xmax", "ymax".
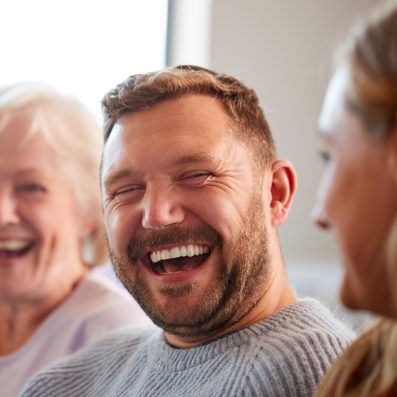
[{"xmin": 0, "ymin": 239, "xmax": 31, "ymax": 251}]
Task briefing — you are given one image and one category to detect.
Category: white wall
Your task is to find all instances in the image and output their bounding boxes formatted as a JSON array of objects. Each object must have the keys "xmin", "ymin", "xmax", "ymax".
[
  {"xmin": 209, "ymin": 0, "xmax": 388, "ymax": 268},
  {"xmin": 0, "ymin": 0, "xmax": 168, "ymax": 119}
]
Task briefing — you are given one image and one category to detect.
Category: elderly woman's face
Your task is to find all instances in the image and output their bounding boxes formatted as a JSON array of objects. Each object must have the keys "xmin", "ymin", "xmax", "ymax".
[
  {"xmin": 0, "ymin": 114, "xmax": 89, "ymax": 301},
  {"xmin": 313, "ymin": 68, "xmax": 397, "ymax": 316}
]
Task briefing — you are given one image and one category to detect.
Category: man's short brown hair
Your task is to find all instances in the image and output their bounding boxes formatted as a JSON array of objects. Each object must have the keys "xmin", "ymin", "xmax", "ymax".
[{"xmin": 102, "ymin": 65, "xmax": 276, "ymax": 168}]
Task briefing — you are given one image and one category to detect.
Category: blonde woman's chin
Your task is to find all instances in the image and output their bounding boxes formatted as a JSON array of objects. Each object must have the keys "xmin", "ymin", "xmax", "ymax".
[{"xmin": 339, "ymin": 273, "xmax": 395, "ymax": 319}]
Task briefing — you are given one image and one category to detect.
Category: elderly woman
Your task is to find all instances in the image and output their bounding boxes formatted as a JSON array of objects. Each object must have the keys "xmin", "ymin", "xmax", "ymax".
[
  {"xmin": 313, "ymin": 5, "xmax": 397, "ymax": 397},
  {"xmin": 0, "ymin": 83, "xmax": 148, "ymax": 397}
]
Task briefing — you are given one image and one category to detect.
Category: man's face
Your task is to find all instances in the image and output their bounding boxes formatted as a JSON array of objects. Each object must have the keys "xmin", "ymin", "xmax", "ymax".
[{"xmin": 101, "ymin": 95, "xmax": 273, "ymax": 337}]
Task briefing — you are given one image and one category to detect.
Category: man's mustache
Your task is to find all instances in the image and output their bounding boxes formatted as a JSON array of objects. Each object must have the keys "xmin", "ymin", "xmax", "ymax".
[{"xmin": 127, "ymin": 226, "xmax": 222, "ymax": 260}]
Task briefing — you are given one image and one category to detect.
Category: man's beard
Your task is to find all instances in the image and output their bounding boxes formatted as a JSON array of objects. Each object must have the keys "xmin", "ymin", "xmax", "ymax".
[{"xmin": 109, "ymin": 191, "xmax": 271, "ymax": 338}]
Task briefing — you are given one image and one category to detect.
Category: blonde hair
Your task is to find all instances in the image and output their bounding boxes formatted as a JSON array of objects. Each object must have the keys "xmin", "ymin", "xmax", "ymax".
[
  {"xmin": 101, "ymin": 65, "xmax": 276, "ymax": 168},
  {"xmin": 0, "ymin": 82, "xmax": 107, "ymax": 267},
  {"xmin": 315, "ymin": 5, "xmax": 397, "ymax": 397}
]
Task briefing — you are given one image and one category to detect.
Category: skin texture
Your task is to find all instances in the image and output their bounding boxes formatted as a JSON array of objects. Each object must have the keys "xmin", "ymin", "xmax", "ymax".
[
  {"xmin": 0, "ymin": 114, "xmax": 90, "ymax": 354},
  {"xmin": 313, "ymin": 68, "xmax": 397, "ymax": 317},
  {"xmin": 101, "ymin": 94, "xmax": 297, "ymax": 348}
]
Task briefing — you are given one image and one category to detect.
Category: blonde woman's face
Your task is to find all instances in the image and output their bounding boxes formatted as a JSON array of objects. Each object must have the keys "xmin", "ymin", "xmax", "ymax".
[
  {"xmin": 313, "ymin": 68, "xmax": 397, "ymax": 316},
  {"xmin": 0, "ymin": 114, "xmax": 89, "ymax": 303}
]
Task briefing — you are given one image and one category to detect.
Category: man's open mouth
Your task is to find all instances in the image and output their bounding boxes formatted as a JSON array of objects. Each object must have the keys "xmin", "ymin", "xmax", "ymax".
[
  {"xmin": 146, "ymin": 244, "xmax": 210, "ymax": 275},
  {"xmin": 0, "ymin": 239, "xmax": 34, "ymax": 259}
]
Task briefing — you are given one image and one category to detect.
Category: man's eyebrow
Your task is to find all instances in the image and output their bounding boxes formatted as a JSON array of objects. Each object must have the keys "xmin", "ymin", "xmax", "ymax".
[
  {"xmin": 103, "ymin": 169, "xmax": 136, "ymax": 187},
  {"xmin": 102, "ymin": 154, "xmax": 217, "ymax": 187},
  {"xmin": 172, "ymin": 153, "xmax": 216, "ymax": 166}
]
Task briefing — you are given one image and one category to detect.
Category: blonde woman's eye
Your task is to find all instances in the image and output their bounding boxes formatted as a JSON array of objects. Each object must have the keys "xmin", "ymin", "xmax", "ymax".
[{"xmin": 319, "ymin": 150, "xmax": 331, "ymax": 163}]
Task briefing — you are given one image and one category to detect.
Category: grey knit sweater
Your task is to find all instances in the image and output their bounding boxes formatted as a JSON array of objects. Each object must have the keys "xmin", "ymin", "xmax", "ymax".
[{"xmin": 20, "ymin": 299, "xmax": 354, "ymax": 397}]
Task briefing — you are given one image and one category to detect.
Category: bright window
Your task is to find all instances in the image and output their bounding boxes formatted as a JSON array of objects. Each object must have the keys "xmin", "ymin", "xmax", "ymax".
[{"xmin": 0, "ymin": 0, "xmax": 168, "ymax": 118}]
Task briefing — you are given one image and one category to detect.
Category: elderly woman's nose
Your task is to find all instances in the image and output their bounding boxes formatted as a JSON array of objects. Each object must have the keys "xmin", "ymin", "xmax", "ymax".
[{"xmin": 0, "ymin": 190, "xmax": 19, "ymax": 226}]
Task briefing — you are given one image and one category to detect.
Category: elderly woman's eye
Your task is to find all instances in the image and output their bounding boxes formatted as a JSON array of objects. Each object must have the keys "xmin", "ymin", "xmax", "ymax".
[{"xmin": 19, "ymin": 184, "xmax": 46, "ymax": 193}]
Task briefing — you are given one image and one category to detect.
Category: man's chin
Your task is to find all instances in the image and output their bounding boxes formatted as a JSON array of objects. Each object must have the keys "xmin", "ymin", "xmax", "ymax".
[
  {"xmin": 154, "ymin": 315, "xmax": 231, "ymax": 338},
  {"xmin": 146, "ymin": 297, "xmax": 240, "ymax": 338},
  {"xmin": 141, "ymin": 305, "xmax": 213, "ymax": 334}
]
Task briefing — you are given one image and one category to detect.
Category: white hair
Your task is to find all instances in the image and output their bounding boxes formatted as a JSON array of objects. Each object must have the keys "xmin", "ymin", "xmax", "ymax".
[{"xmin": 0, "ymin": 82, "xmax": 107, "ymax": 266}]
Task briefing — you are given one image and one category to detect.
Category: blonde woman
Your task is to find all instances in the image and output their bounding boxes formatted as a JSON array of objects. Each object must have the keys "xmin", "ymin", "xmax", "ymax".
[
  {"xmin": 313, "ymin": 5, "xmax": 397, "ymax": 397},
  {"xmin": 0, "ymin": 84, "xmax": 148, "ymax": 397}
]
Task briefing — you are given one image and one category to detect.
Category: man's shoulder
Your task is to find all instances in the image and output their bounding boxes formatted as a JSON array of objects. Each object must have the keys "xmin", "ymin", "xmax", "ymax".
[
  {"xmin": 223, "ymin": 299, "xmax": 355, "ymax": 396},
  {"xmin": 253, "ymin": 298, "xmax": 355, "ymax": 350},
  {"xmin": 291, "ymin": 298, "xmax": 356, "ymax": 341}
]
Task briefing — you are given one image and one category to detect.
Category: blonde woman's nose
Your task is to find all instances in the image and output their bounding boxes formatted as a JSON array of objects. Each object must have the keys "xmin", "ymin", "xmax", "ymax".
[{"xmin": 312, "ymin": 201, "xmax": 331, "ymax": 230}]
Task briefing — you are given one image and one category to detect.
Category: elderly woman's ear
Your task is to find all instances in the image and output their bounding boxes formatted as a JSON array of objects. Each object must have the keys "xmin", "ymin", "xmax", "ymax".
[{"xmin": 78, "ymin": 217, "xmax": 97, "ymax": 240}]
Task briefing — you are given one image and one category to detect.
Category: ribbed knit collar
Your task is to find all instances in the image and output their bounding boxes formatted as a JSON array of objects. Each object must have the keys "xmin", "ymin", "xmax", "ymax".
[{"xmin": 143, "ymin": 298, "xmax": 330, "ymax": 372}]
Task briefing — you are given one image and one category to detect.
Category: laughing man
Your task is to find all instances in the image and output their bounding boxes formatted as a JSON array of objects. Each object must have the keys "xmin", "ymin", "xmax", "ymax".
[{"xmin": 21, "ymin": 66, "xmax": 354, "ymax": 397}]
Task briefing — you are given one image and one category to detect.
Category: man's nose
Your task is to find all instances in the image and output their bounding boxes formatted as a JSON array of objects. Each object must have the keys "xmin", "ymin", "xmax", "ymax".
[
  {"xmin": 141, "ymin": 186, "xmax": 185, "ymax": 230},
  {"xmin": 0, "ymin": 190, "xmax": 20, "ymax": 226}
]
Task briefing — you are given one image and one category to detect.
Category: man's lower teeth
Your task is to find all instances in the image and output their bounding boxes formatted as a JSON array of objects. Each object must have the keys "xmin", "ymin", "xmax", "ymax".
[
  {"xmin": 162, "ymin": 269, "xmax": 182, "ymax": 275},
  {"xmin": 160, "ymin": 264, "xmax": 181, "ymax": 274},
  {"xmin": 154, "ymin": 262, "xmax": 188, "ymax": 274}
]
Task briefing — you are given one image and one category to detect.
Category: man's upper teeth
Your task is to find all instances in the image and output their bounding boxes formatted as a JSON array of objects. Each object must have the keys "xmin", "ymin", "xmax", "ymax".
[
  {"xmin": 0, "ymin": 239, "xmax": 31, "ymax": 251},
  {"xmin": 150, "ymin": 244, "xmax": 209, "ymax": 263}
]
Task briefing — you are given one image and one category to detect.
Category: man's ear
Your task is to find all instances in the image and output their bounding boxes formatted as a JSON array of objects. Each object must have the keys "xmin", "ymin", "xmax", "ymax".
[{"xmin": 268, "ymin": 160, "xmax": 297, "ymax": 227}]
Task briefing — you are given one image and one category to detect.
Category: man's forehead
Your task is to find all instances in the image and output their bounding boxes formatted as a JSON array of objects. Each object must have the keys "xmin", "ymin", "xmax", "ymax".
[
  {"xmin": 100, "ymin": 94, "xmax": 250, "ymax": 180},
  {"xmin": 106, "ymin": 94, "xmax": 231, "ymax": 135},
  {"xmin": 102, "ymin": 130, "xmax": 227, "ymax": 172},
  {"xmin": 104, "ymin": 97, "xmax": 234, "ymax": 147},
  {"xmin": 101, "ymin": 131, "xmax": 251, "ymax": 188}
]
